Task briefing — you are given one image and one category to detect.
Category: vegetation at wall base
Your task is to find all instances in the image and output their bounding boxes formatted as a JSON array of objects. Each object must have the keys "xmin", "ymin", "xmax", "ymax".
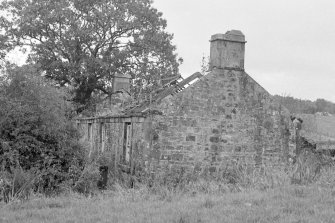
[{"xmin": 1, "ymin": 161, "xmax": 335, "ymax": 222}]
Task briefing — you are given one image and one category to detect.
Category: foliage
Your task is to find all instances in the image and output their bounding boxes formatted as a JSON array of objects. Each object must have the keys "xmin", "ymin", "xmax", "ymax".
[
  {"xmin": 0, "ymin": 167, "xmax": 39, "ymax": 203},
  {"xmin": 3, "ymin": 164, "xmax": 335, "ymax": 222},
  {"xmin": 0, "ymin": 64, "xmax": 84, "ymax": 193},
  {"xmin": 0, "ymin": 35, "xmax": 10, "ymax": 68},
  {"xmin": 200, "ymin": 54, "xmax": 209, "ymax": 75},
  {"xmin": 290, "ymin": 149, "xmax": 333, "ymax": 185},
  {"xmin": 73, "ymin": 163, "xmax": 100, "ymax": 195},
  {"xmin": 274, "ymin": 95, "xmax": 335, "ymax": 114},
  {"xmin": 0, "ymin": 0, "xmax": 182, "ymax": 111},
  {"xmin": 125, "ymin": 162, "xmax": 292, "ymax": 197}
]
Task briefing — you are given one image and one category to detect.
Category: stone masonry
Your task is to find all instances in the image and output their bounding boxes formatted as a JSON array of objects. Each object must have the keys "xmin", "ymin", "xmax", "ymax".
[
  {"xmin": 147, "ymin": 31, "xmax": 291, "ymax": 172},
  {"xmin": 77, "ymin": 30, "xmax": 292, "ymax": 174}
]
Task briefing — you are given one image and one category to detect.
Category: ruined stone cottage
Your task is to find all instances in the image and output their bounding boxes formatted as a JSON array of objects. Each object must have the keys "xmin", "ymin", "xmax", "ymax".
[{"xmin": 76, "ymin": 30, "xmax": 292, "ymax": 174}]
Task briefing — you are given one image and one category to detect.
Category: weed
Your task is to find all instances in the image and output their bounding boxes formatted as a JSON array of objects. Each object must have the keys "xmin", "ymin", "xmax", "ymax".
[
  {"xmin": 73, "ymin": 163, "xmax": 100, "ymax": 195},
  {"xmin": 1, "ymin": 168, "xmax": 39, "ymax": 203},
  {"xmin": 293, "ymin": 188, "xmax": 305, "ymax": 198},
  {"xmin": 202, "ymin": 198, "xmax": 215, "ymax": 209},
  {"xmin": 175, "ymin": 214, "xmax": 190, "ymax": 223}
]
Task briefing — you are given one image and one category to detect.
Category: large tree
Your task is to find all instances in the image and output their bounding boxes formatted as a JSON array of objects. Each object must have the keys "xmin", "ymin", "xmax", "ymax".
[{"xmin": 0, "ymin": 0, "xmax": 182, "ymax": 109}]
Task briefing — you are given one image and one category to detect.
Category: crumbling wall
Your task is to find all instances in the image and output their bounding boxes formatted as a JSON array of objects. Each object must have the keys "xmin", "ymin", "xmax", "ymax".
[
  {"xmin": 77, "ymin": 119, "xmax": 122, "ymax": 163},
  {"xmin": 146, "ymin": 68, "xmax": 291, "ymax": 172},
  {"xmin": 76, "ymin": 116, "xmax": 146, "ymax": 173},
  {"xmin": 95, "ymin": 92, "xmax": 132, "ymax": 117}
]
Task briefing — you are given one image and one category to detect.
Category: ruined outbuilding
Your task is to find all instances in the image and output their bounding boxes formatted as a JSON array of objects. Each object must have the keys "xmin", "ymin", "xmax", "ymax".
[{"xmin": 76, "ymin": 30, "xmax": 292, "ymax": 174}]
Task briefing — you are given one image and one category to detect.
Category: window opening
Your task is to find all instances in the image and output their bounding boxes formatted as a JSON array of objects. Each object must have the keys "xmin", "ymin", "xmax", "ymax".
[
  {"xmin": 123, "ymin": 122, "xmax": 132, "ymax": 164},
  {"xmin": 100, "ymin": 123, "xmax": 105, "ymax": 152},
  {"xmin": 88, "ymin": 123, "xmax": 92, "ymax": 141}
]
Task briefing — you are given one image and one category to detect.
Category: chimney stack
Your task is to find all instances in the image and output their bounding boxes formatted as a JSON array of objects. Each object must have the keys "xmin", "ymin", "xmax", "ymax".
[
  {"xmin": 209, "ymin": 30, "xmax": 246, "ymax": 70},
  {"xmin": 112, "ymin": 73, "xmax": 131, "ymax": 93}
]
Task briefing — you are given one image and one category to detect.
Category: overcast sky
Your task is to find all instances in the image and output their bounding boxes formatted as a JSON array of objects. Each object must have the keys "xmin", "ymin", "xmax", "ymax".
[{"xmin": 153, "ymin": 0, "xmax": 335, "ymax": 102}]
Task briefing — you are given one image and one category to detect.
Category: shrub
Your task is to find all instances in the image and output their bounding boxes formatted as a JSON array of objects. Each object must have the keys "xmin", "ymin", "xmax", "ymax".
[
  {"xmin": 0, "ymin": 65, "xmax": 85, "ymax": 194},
  {"xmin": 73, "ymin": 163, "xmax": 100, "ymax": 195}
]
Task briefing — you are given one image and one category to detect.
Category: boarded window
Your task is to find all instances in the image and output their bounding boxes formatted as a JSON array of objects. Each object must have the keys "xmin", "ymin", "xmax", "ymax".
[{"xmin": 123, "ymin": 122, "xmax": 132, "ymax": 164}]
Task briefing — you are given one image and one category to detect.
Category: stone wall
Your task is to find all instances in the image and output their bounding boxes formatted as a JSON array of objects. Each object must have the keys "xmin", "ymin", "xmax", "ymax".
[
  {"xmin": 145, "ymin": 68, "xmax": 291, "ymax": 172},
  {"xmin": 76, "ymin": 68, "xmax": 292, "ymax": 174},
  {"xmin": 76, "ymin": 30, "xmax": 293, "ymax": 174}
]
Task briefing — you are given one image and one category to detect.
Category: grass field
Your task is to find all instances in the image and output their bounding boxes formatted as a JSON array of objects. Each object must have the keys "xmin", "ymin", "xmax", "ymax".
[
  {"xmin": 314, "ymin": 115, "xmax": 335, "ymax": 138},
  {"xmin": 300, "ymin": 114, "xmax": 335, "ymax": 140},
  {"xmin": 1, "ymin": 184, "xmax": 335, "ymax": 223},
  {"xmin": 2, "ymin": 152, "xmax": 335, "ymax": 223}
]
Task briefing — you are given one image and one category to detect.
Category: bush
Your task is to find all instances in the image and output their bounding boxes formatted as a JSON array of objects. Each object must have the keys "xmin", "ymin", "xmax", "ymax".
[
  {"xmin": 73, "ymin": 164, "xmax": 100, "ymax": 195},
  {"xmin": 0, "ymin": 64, "xmax": 85, "ymax": 194}
]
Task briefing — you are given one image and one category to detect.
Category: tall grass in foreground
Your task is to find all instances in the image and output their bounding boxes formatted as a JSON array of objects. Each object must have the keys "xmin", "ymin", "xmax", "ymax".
[
  {"xmin": 1, "ymin": 149, "xmax": 334, "ymax": 204},
  {"xmin": 2, "ymin": 155, "xmax": 335, "ymax": 223},
  {"xmin": 107, "ymin": 157, "xmax": 331, "ymax": 202},
  {"xmin": 2, "ymin": 164, "xmax": 335, "ymax": 223}
]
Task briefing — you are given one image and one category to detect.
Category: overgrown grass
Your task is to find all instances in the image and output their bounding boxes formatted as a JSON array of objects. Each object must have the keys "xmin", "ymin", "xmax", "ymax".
[
  {"xmin": 300, "ymin": 114, "xmax": 335, "ymax": 139},
  {"xmin": 1, "ymin": 162, "xmax": 335, "ymax": 223},
  {"xmin": 1, "ymin": 184, "xmax": 335, "ymax": 223}
]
